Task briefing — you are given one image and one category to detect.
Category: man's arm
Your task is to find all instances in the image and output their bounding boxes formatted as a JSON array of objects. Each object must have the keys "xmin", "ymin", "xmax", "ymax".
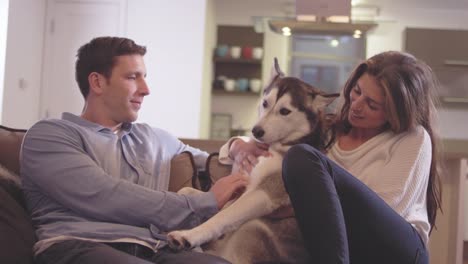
[{"xmin": 21, "ymin": 120, "xmax": 217, "ymax": 231}]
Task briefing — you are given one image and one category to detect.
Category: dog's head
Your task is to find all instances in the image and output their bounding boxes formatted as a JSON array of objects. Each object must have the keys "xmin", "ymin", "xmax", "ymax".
[{"xmin": 252, "ymin": 58, "xmax": 339, "ymax": 151}]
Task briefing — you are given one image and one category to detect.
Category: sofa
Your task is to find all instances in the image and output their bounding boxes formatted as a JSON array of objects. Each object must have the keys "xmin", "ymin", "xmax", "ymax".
[{"xmin": 0, "ymin": 125, "xmax": 232, "ymax": 264}]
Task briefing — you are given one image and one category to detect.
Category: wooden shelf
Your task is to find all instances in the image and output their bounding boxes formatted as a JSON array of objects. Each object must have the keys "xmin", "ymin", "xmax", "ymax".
[
  {"xmin": 214, "ymin": 57, "xmax": 262, "ymax": 65},
  {"xmin": 212, "ymin": 89, "xmax": 260, "ymax": 96}
]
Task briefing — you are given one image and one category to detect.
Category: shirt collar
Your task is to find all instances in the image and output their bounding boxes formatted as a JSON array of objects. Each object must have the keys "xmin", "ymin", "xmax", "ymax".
[{"xmin": 61, "ymin": 112, "xmax": 133, "ymax": 134}]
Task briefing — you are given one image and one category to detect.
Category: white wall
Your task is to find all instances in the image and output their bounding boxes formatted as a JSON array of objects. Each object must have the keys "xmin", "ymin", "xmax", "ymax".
[
  {"xmin": 0, "ymin": 0, "xmax": 9, "ymax": 124},
  {"xmin": 3, "ymin": 1, "xmax": 468, "ymax": 140},
  {"xmin": 3, "ymin": 0, "xmax": 208, "ymax": 139},
  {"xmin": 126, "ymin": 0, "xmax": 207, "ymax": 138},
  {"xmin": 2, "ymin": 0, "xmax": 46, "ymax": 128}
]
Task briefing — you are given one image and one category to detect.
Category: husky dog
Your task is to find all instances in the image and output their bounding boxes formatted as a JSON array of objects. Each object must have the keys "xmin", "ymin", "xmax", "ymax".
[{"xmin": 168, "ymin": 58, "xmax": 339, "ymax": 263}]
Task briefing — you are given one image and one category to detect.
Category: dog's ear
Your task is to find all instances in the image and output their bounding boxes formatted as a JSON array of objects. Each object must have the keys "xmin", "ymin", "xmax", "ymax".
[
  {"xmin": 264, "ymin": 57, "xmax": 285, "ymax": 94},
  {"xmin": 273, "ymin": 57, "xmax": 285, "ymax": 77},
  {"xmin": 308, "ymin": 93, "xmax": 340, "ymax": 111}
]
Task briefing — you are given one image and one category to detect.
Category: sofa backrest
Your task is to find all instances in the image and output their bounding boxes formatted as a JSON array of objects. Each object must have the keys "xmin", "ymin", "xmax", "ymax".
[
  {"xmin": 180, "ymin": 138, "xmax": 226, "ymax": 154},
  {"xmin": 0, "ymin": 126, "xmax": 26, "ymax": 175},
  {"xmin": 0, "ymin": 125, "xmax": 231, "ymax": 192}
]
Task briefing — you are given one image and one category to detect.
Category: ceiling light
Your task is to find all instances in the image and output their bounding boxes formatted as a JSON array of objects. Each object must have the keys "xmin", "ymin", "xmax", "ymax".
[
  {"xmin": 297, "ymin": 15, "xmax": 317, "ymax": 22},
  {"xmin": 330, "ymin": 39, "xmax": 339, "ymax": 47},
  {"xmin": 351, "ymin": 0, "xmax": 364, "ymax": 6},
  {"xmin": 327, "ymin": 16, "xmax": 350, "ymax": 23},
  {"xmin": 268, "ymin": 20, "xmax": 377, "ymax": 35}
]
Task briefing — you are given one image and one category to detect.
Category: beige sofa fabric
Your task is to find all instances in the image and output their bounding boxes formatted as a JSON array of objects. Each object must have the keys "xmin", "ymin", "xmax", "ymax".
[{"xmin": 0, "ymin": 126, "xmax": 26, "ymax": 175}]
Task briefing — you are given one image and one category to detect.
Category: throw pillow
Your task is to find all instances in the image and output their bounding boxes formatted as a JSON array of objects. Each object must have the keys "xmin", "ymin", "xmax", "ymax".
[{"xmin": 0, "ymin": 164, "xmax": 36, "ymax": 264}]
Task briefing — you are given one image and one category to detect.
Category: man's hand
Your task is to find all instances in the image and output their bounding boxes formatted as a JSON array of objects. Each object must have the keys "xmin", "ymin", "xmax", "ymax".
[
  {"xmin": 209, "ymin": 172, "xmax": 248, "ymax": 209},
  {"xmin": 229, "ymin": 138, "xmax": 271, "ymax": 173}
]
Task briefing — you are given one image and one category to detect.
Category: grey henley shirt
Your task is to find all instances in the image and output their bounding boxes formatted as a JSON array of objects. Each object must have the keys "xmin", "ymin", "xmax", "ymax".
[{"xmin": 20, "ymin": 113, "xmax": 218, "ymax": 254}]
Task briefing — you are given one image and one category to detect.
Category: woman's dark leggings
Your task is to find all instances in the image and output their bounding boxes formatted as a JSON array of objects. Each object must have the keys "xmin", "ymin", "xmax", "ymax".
[{"xmin": 282, "ymin": 144, "xmax": 428, "ymax": 264}]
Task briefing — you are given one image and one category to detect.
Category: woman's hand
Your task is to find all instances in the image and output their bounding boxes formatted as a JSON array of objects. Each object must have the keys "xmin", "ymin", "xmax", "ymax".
[{"xmin": 229, "ymin": 138, "xmax": 271, "ymax": 173}]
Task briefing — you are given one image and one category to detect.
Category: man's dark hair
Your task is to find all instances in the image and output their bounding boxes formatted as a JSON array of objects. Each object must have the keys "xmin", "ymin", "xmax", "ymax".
[{"xmin": 75, "ymin": 36, "xmax": 147, "ymax": 98}]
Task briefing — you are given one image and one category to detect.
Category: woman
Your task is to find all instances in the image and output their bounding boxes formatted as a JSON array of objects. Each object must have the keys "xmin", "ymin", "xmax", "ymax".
[{"xmin": 229, "ymin": 51, "xmax": 442, "ymax": 264}]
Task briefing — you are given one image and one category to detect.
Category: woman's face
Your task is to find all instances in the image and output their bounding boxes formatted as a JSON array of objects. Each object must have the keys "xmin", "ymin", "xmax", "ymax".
[{"xmin": 348, "ymin": 73, "xmax": 388, "ymax": 131}]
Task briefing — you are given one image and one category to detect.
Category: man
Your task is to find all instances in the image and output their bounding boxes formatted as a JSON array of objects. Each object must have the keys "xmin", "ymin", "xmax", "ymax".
[{"xmin": 20, "ymin": 36, "xmax": 247, "ymax": 264}]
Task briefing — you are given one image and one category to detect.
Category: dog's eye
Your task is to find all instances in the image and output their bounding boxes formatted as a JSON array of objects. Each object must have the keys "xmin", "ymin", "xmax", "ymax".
[
  {"xmin": 279, "ymin": 108, "xmax": 291, "ymax": 115},
  {"xmin": 262, "ymin": 100, "xmax": 268, "ymax": 108}
]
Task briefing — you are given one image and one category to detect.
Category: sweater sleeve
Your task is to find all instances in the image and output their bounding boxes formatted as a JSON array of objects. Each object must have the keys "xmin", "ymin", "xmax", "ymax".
[
  {"xmin": 21, "ymin": 121, "xmax": 218, "ymax": 232},
  {"xmin": 218, "ymin": 136, "xmax": 251, "ymax": 165},
  {"xmin": 366, "ymin": 127, "xmax": 432, "ymax": 217}
]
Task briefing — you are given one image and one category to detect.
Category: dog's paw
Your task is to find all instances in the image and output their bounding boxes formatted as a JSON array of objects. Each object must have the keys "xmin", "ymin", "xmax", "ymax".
[{"xmin": 167, "ymin": 230, "xmax": 194, "ymax": 251}]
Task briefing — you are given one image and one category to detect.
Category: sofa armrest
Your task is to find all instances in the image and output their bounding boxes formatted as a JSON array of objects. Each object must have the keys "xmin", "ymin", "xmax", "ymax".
[
  {"xmin": 169, "ymin": 152, "xmax": 233, "ymax": 193},
  {"xmin": 203, "ymin": 153, "xmax": 232, "ymax": 190},
  {"xmin": 169, "ymin": 151, "xmax": 202, "ymax": 192}
]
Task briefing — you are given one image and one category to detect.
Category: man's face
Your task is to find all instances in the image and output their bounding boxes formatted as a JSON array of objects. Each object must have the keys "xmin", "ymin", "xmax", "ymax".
[{"xmin": 100, "ymin": 54, "xmax": 149, "ymax": 125}]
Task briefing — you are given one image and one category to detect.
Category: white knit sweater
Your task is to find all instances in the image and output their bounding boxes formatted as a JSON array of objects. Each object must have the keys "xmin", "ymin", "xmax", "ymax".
[{"xmin": 327, "ymin": 126, "xmax": 432, "ymax": 245}]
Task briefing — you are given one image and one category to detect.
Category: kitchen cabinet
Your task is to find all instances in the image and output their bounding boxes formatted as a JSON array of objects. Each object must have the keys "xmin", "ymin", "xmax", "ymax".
[
  {"xmin": 428, "ymin": 139, "xmax": 468, "ymax": 264},
  {"xmin": 405, "ymin": 28, "xmax": 468, "ymax": 103}
]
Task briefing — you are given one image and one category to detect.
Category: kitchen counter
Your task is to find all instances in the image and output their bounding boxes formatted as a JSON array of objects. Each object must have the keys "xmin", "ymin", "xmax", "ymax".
[
  {"xmin": 443, "ymin": 139, "xmax": 468, "ymax": 158},
  {"xmin": 430, "ymin": 139, "xmax": 468, "ymax": 264}
]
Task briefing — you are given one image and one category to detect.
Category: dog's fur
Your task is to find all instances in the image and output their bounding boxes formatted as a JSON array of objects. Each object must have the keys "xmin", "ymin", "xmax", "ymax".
[{"xmin": 167, "ymin": 59, "xmax": 339, "ymax": 263}]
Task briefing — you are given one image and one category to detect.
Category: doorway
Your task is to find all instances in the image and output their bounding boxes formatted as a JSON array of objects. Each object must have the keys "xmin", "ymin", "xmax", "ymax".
[{"xmin": 40, "ymin": 0, "xmax": 126, "ymax": 119}]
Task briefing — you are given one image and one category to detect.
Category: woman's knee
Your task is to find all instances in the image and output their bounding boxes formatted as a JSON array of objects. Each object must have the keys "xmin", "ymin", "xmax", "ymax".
[
  {"xmin": 282, "ymin": 144, "xmax": 324, "ymax": 185},
  {"xmin": 284, "ymin": 144, "xmax": 321, "ymax": 164}
]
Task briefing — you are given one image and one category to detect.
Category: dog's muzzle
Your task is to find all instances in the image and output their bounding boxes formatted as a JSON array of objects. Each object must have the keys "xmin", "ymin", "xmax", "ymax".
[{"xmin": 252, "ymin": 126, "xmax": 265, "ymax": 139}]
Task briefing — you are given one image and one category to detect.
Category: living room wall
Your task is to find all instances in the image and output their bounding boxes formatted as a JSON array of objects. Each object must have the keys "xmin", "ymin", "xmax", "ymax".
[
  {"xmin": 0, "ymin": 0, "xmax": 8, "ymax": 124},
  {"xmin": 2, "ymin": 0, "xmax": 210, "ymax": 139},
  {"xmin": 2, "ymin": 0, "xmax": 468, "ymax": 140},
  {"xmin": 214, "ymin": 0, "xmax": 468, "ymax": 140}
]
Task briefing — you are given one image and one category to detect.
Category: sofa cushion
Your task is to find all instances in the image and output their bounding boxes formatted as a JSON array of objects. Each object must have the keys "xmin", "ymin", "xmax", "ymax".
[
  {"xmin": 0, "ymin": 125, "xmax": 27, "ymax": 175},
  {"xmin": 0, "ymin": 165, "xmax": 36, "ymax": 264}
]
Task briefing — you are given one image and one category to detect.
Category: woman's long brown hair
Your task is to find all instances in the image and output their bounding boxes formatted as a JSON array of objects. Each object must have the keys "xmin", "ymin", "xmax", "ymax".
[{"xmin": 336, "ymin": 51, "xmax": 442, "ymax": 233}]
